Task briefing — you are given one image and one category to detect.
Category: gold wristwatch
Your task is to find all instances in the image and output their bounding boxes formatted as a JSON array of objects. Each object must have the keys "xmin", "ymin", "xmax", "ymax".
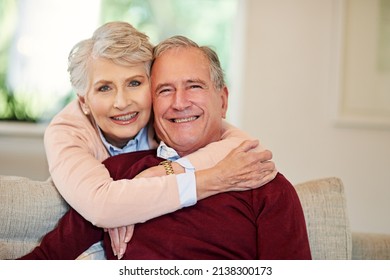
[{"xmin": 159, "ymin": 160, "xmax": 174, "ymax": 175}]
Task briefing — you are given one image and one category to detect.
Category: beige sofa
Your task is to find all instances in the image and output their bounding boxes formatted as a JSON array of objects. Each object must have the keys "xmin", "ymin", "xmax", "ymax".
[{"xmin": 1, "ymin": 175, "xmax": 389, "ymax": 260}]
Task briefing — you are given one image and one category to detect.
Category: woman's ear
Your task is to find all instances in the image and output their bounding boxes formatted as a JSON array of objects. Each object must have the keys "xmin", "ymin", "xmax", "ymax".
[{"xmin": 77, "ymin": 94, "xmax": 90, "ymax": 115}]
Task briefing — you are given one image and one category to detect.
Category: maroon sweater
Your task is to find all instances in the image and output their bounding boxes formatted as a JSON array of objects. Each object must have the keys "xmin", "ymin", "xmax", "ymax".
[{"xmin": 20, "ymin": 150, "xmax": 311, "ymax": 260}]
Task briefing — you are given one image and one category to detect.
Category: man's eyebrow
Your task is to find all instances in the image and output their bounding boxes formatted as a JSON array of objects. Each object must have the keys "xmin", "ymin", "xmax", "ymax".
[
  {"xmin": 153, "ymin": 79, "xmax": 208, "ymax": 93},
  {"xmin": 186, "ymin": 79, "xmax": 209, "ymax": 90},
  {"xmin": 187, "ymin": 78, "xmax": 207, "ymax": 85}
]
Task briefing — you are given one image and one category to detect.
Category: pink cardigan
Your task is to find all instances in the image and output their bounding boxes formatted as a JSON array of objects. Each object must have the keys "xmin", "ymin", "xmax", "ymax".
[{"xmin": 44, "ymin": 100, "xmax": 271, "ymax": 228}]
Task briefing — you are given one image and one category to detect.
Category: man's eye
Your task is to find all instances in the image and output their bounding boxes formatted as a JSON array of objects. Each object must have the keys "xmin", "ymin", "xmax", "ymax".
[
  {"xmin": 158, "ymin": 88, "xmax": 172, "ymax": 95},
  {"xmin": 98, "ymin": 85, "xmax": 111, "ymax": 92},
  {"xmin": 190, "ymin": 84, "xmax": 202, "ymax": 89},
  {"xmin": 129, "ymin": 80, "xmax": 141, "ymax": 87}
]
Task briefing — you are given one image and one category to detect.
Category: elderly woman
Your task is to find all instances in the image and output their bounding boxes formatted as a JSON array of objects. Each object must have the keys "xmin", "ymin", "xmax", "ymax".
[{"xmin": 41, "ymin": 21, "xmax": 276, "ymax": 258}]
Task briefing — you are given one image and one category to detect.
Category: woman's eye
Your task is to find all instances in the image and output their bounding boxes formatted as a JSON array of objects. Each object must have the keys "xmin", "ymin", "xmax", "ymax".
[
  {"xmin": 98, "ymin": 85, "xmax": 111, "ymax": 92},
  {"xmin": 129, "ymin": 80, "xmax": 141, "ymax": 87}
]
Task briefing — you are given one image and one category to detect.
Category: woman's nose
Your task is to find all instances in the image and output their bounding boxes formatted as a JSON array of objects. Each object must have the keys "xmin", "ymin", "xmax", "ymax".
[{"xmin": 113, "ymin": 90, "xmax": 131, "ymax": 110}]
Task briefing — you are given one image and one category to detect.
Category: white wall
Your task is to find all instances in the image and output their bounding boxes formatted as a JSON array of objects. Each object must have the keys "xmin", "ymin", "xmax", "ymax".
[{"xmin": 239, "ymin": 0, "xmax": 390, "ymax": 234}]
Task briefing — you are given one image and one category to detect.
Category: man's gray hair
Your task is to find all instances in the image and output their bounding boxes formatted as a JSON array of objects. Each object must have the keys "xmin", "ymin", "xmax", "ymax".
[{"xmin": 152, "ymin": 35, "xmax": 226, "ymax": 91}]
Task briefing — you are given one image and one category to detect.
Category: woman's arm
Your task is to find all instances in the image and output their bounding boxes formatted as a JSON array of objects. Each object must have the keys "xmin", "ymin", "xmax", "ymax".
[
  {"xmin": 44, "ymin": 104, "xmax": 181, "ymax": 228},
  {"xmin": 142, "ymin": 120, "xmax": 277, "ymax": 198},
  {"xmin": 137, "ymin": 139, "xmax": 276, "ymax": 199},
  {"xmin": 185, "ymin": 120, "xmax": 266, "ymax": 169}
]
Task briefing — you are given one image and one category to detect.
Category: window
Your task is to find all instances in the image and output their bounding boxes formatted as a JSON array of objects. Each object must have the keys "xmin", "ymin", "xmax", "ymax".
[{"xmin": 0, "ymin": 0, "xmax": 240, "ymax": 122}]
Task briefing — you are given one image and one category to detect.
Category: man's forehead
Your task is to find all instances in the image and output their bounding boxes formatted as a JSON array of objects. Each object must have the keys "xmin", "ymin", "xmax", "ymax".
[
  {"xmin": 154, "ymin": 47, "xmax": 207, "ymax": 65},
  {"xmin": 151, "ymin": 48, "xmax": 210, "ymax": 80}
]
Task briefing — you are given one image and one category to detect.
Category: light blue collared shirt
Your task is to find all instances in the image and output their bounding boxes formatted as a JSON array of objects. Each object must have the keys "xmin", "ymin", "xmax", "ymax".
[
  {"xmin": 98, "ymin": 127, "xmax": 197, "ymax": 207},
  {"xmin": 99, "ymin": 126, "xmax": 150, "ymax": 156}
]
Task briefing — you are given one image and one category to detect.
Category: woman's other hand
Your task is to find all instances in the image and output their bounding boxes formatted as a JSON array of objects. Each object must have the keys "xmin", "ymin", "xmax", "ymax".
[
  {"xmin": 106, "ymin": 225, "xmax": 134, "ymax": 259},
  {"xmin": 196, "ymin": 140, "xmax": 277, "ymax": 200}
]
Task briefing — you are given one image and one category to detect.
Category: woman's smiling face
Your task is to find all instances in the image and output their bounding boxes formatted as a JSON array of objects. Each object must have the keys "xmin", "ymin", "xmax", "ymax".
[{"xmin": 79, "ymin": 57, "xmax": 152, "ymax": 148}]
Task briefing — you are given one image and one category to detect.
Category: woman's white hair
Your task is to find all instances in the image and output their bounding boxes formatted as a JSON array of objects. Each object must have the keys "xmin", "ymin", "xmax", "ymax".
[{"xmin": 68, "ymin": 21, "xmax": 153, "ymax": 95}]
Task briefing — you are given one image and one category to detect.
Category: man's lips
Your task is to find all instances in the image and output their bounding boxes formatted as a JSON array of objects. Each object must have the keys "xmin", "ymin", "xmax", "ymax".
[{"xmin": 170, "ymin": 116, "xmax": 198, "ymax": 123}]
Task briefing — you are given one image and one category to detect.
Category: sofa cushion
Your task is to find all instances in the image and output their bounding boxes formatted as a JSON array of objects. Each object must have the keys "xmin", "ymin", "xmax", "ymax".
[
  {"xmin": 0, "ymin": 175, "xmax": 69, "ymax": 259},
  {"xmin": 294, "ymin": 177, "xmax": 352, "ymax": 259},
  {"xmin": 352, "ymin": 232, "xmax": 390, "ymax": 260}
]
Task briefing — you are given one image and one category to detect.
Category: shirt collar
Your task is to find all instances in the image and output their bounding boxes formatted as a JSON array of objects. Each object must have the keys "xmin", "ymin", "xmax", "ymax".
[
  {"xmin": 98, "ymin": 125, "xmax": 150, "ymax": 156},
  {"xmin": 157, "ymin": 141, "xmax": 181, "ymax": 161}
]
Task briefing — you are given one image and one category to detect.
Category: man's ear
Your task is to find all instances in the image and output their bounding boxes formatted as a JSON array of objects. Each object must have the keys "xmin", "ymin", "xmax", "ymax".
[
  {"xmin": 77, "ymin": 94, "xmax": 90, "ymax": 115},
  {"xmin": 220, "ymin": 86, "xmax": 229, "ymax": 119}
]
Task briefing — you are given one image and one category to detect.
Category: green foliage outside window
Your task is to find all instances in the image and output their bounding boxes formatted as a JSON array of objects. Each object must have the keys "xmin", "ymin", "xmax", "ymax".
[
  {"xmin": 1, "ymin": 0, "xmax": 237, "ymax": 122},
  {"xmin": 0, "ymin": 0, "xmax": 33, "ymax": 121},
  {"xmin": 100, "ymin": 0, "xmax": 236, "ymax": 72}
]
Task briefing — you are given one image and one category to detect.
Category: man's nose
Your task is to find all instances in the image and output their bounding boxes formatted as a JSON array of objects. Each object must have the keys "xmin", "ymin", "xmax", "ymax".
[{"xmin": 172, "ymin": 88, "xmax": 191, "ymax": 110}]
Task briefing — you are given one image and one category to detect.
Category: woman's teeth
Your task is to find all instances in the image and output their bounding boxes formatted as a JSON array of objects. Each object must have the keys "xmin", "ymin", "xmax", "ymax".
[{"xmin": 113, "ymin": 112, "xmax": 137, "ymax": 121}]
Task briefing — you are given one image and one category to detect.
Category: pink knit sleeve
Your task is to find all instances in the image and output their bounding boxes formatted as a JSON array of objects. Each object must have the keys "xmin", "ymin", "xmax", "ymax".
[
  {"xmin": 184, "ymin": 120, "xmax": 265, "ymax": 170},
  {"xmin": 44, "ymin": 102, "xmax": 181, "ymax": 228}
]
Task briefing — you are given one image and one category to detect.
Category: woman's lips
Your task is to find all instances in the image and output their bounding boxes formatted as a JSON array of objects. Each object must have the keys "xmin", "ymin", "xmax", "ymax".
[{"xmin": 111, "ymin": 112, "xmax": 138, "ymax": 124}]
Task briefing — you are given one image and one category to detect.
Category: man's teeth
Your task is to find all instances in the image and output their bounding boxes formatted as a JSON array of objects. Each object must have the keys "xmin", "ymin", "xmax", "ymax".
[
  {"xmin": 113, "ymin": 112, "xmax": 137, "ymax": 121},
  {"xmin": 173, "ymin": 116, "xmax": 197, "ymax": 123}
]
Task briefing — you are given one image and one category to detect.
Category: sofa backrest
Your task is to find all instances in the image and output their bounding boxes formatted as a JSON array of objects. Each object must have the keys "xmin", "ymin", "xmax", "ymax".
[
  {"xmin": 295, "ymin": 177, "xmax": 352, "ymax": 259},
  {"xmin": 0, "ymin": 176, "xmax": 69, "ymax": 259}
]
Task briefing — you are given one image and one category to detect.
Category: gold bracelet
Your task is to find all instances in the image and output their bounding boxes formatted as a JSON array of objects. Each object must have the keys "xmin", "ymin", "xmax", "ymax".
[{"xmin": 159, "ymin": 160, "xmax": 174, "ymax": 175}]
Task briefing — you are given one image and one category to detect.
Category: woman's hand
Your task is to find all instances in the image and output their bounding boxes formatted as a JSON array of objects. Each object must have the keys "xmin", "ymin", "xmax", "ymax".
[
  {"xmin": 195, "ymin": 140, "xmax": 277, "ymax": 200},
  {"xmin": 106, "ymin": 225, "xmax": 134, "ymax": 259}
]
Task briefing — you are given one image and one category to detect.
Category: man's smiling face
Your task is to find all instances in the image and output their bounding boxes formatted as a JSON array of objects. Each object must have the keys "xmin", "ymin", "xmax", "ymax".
[{"xmin": 151, "ymin": 46, "xmax": 228, "ymax": 156}]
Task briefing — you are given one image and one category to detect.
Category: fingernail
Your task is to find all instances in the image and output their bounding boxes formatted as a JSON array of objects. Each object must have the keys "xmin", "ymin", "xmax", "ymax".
[{"xmin": 117, "ymin": 248, "xmax": 124, "ymax": 259}]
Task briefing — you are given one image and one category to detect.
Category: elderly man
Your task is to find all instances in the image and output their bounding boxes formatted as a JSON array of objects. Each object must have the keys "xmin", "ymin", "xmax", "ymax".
[{"xmin": 20, "ymin": 36, "xmax": 310, "ymax": 260}]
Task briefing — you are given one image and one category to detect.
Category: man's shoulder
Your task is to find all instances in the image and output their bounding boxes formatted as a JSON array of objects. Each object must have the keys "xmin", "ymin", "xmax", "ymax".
[
  {"xmin": 251, "ymin": 172, "xmax": 296, "ymax": 197},
  {"xmin": 249, "ymin": 172, "xmax": 302, "ymax": 213}
]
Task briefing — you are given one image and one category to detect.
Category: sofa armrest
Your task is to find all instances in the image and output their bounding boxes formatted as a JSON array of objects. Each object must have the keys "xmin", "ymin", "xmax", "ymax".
[
  {"xmin": 294, "ymin": 177, "xmax": 352, "ymax": 260},
  {"xmin": 0, "ymin": 175, "xmax": 69, "ymax": 259},
  {"xmin": 352, "ymin": 232, "xmax": 390, "ymax": 260}
]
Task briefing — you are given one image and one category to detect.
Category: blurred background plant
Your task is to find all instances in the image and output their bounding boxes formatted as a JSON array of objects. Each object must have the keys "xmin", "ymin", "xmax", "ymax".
[
  {"xmin": 0, "ymin": 0, "xmax": 32, "ymax": 121},
  {"xmin": 0, "ymin": 0, "xmax": 237, "ymax": 123}
]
